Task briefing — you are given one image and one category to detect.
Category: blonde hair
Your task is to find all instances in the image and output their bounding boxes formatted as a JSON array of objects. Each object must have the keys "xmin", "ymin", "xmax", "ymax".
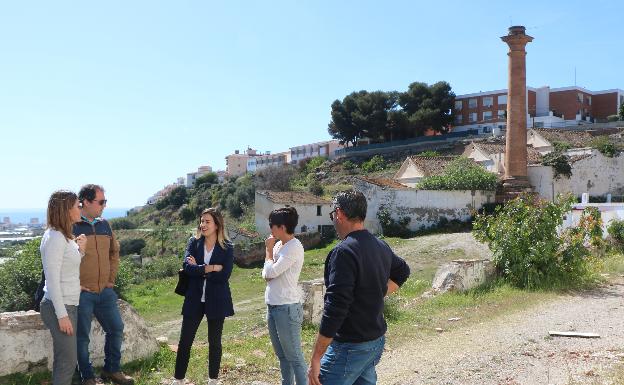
[
  {"xmin": 46, "ymin": 190, "xmax": 78, "ymax": 241},
  {"xmin": 195, "ymin": 208, "xmax": 230, "ymax": 249}
]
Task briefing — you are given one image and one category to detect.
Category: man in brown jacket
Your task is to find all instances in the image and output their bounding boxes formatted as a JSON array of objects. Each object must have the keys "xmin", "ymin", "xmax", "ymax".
[{"xmin": 74, "ymin": 184, "xmax": 134, "ymax": 385}]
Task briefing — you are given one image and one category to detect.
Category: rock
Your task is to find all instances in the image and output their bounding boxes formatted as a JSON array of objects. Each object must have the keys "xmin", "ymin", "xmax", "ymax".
[
  {"xmin": 0, "ymin": 300, "xmax": 158, "ymax": 376},
  {"xmin": 299, "ymin": 279, "xmax": 325, "ymax": 325},
  {"xmin": 432, "ymin": 259, "xmax": 495, "ymax": 294},
  {"xmin": 156, "ymin": 336, "xmax": 168, "ymax": 345}
]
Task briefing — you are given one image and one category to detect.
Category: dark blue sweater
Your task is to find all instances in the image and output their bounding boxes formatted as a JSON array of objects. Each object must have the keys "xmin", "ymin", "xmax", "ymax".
[{"xmin": 319, "ymin": 229, "xmax": 410, "ymax": 342}]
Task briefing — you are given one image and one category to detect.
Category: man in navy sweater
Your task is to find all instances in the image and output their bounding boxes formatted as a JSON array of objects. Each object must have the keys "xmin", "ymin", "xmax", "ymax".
[{"xmin": 308, "ymin": 190, "xmax": 411, "ymax": 385}]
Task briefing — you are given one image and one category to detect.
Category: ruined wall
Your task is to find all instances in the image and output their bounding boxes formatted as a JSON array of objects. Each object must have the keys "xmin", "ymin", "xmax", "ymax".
[
  {"xmin": 529, "ymin": 151, "xmax": 624, "ymax": 202},
  {"xmin": 354, "ymin": 180, "xmax": 495, "ymax": 233},
  {"xmin": 0, "ymin": 300, "xmax": 158, "ymax": 377}
]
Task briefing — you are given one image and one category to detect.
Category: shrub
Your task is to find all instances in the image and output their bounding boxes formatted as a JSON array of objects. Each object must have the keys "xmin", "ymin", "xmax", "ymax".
[
  {"xmin": 607, "ymin": 219, "xmax": 624, "ymax": 250},
  {"xmin": 591, "ymin": 136, "xmax": 617, "ymax": 158},
  {"xmin": 119, "ymin": 238, "xmax": 147, "ymax": 256},
  {"xmin": 417, "ymin": 157, "xmax": 498, "ymax": 191},
  {"xmin": 342, "ymin": 160, "xmax": 356, "ymax": 170},
  {"xmin": 473, "ymin": 194, "xmax": 592, "ymax": 289},
  {"xmin": 361, "ymin": 155, "xmax": 386, "ymax": 173},
  {"xmin": 377, "ymin": 206, "xmax": 411, "ymax": 238},
  {"xmin": 418, "ymin": 150, "xmax": 439, "ymax": 157},
  {"xmin": 110, "ymin": 217, "xmax": 137, "ymax": 230},
  {"xmin": 308, "ymin": 180, "xmax": 325, "ymax": 196},
  {"xmin": 0, "ymin": 239, "xmax": 42, "ymax": 312},
  {"xmin": 541, "ymin": 152, "xmax": 572, "ymax": 179},
  {"xmin": 607, "ymin": 115, "xmax": 619, "ymax": 122}
]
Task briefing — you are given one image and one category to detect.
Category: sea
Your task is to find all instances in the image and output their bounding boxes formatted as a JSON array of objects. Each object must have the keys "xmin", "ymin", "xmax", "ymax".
[{"xmin": 0, "ymin": 208, "xmax": 129, "ymax": 225}]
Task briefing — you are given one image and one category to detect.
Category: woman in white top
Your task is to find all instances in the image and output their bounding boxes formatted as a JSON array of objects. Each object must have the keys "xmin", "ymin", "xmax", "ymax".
[
  {"xmin": 39, "ymin": 190, "xmax": 86, "ymax": 385},
  {"xmin": 262, "ymin": 207, "xmax": 307, "ymax": 385}
]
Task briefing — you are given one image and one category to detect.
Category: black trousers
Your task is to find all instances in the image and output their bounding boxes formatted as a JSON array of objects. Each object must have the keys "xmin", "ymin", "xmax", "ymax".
[{"xmin": 174, "ymin": 312, "xmax": 225, "ymax": 380}]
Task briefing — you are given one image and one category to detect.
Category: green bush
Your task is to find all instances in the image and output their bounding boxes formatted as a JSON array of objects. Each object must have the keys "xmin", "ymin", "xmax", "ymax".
[
  {"xmin": 143, "ymin": 255, "xmax": 181, "ymax": 280},
  {"xmin": 607, "ymin": 115, "xmax": 619, "ymax": 122},
  {"xmin": 541, "ymin": 152, "xmax": 571, "ymax": 179},
  {"xmin": 417, "ymin": 157, "xmax": 497, "ymax": 191},
  {"xmin": 361, "ymin": 155, "xmax": 386, "ymax": 173},
  {"xmin": 342, "ymin": 160, "xmax": 356, "ymax": 170},
  {"xmin": 473, "ymin": 194, "xmax": 592, "ymax": 289},
  {"xmin": 119, "ymin": 238, "xmax": 147, "ymax": 256},
  {"xmin": 0, "ymin": 239, "xmax": 42, "ymax": 312},
  {"xmin": 109, "ymin": 217, "xmax": 136, "ymax": 230},
  {"xmin": 607, "ymin": 219, "xmax": 624, "ymax": 250},
  {"xmin": 418, "ymin": 150, "xmax": 439, "ymax": 157},
  {"xmin": 308, "ymin": 179, "xmax": 325, "ymax": 196},
  {"xmin": 115, "ymin": 255, "xmax": 182, "ymax": 299},
  {"xmin": 377, "ymin": 206, "xmax": 412, "ymax": 238},
  {"xmin": 591, "ymin": 136, "xmax": 617, "ymax": 158}
]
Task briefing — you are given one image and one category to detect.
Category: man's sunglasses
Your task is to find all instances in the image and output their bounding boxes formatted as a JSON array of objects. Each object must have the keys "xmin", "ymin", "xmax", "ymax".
[
  {"xmin": 88, "ymin": 199, "xmax": 107, "ymax": 206},
  {"xmin": 329, "ymin": 208, "xmax": 338, "ymax": 221}
]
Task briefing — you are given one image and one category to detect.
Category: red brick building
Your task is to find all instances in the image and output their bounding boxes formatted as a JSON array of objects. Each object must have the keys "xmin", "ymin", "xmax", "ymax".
[{"xmin": 453, "ymin": 86, "xmax": 624, "ymax": 134}]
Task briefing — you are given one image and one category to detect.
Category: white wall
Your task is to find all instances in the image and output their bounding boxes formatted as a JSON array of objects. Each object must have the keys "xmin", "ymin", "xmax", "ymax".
[
  {"xmin": 528, "ymin": 151, "xmax": 624, "ymax": 202},
  {"xmin": 254, "ymin": 193, "xmax": 333, "ymax": 236},
  {"xmin": 562, "ymin": 203, "xmax": 624, "ymax": 238},
  {"xmin": 354, "ymin": 180, "xmax": 495, "ymax": 233}
]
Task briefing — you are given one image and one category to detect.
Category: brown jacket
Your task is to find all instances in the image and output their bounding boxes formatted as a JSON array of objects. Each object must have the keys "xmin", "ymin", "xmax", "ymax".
[{"xmin": 73, "ymin": 218, "xmax": 120, "ymax": 293}]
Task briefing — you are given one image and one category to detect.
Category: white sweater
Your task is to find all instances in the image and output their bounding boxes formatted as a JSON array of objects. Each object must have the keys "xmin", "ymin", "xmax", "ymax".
[
  {"xmin": 262, "ymin": 238, "xmax": 304, "ymax": 305},
  {"xmin": 40, "ymin": 229, "xmax": 82, "ymax": 318}
]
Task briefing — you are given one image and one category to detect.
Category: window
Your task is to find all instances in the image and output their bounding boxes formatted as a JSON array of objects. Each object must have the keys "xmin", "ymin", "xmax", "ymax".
[
  {"xmin": 498, "ymin": 109, "xmax": 506, "ymax": 119},
  {"xmin": 483, "ymin": 111, "xmax": 493, "ymax": 121},
  {"xmin": 317, "ymin": 225, "xmax": 321, "ymax": 233},
  {"xmin": 301, "ymin": 225, "xmax": 307, "ymax": 232},
  {"xmin": 482, "ymin": 126, "xmax": 491, "ymax": 133},
  {"xmin": 469, "ymin": 113, "xmax": 477, "ymax": 123},
  {"xmin": 468, "ymin": 98, "xmax": 477, "ymax": 108},
  {"xmin": 455, "ymin": 115, "xmax": 463, "ymax": 124},
  {"xmin": 483, "ymin": 96, "xmax": 493, "ymax": 107},
  {"xmin": 316, "ymin": 205, "xmax": 321, "ymax": 216},
  {"xmin": 577, "ymin": 92, "xmax": 583, "ymax": 103},
  {"xmin": 587, "ymin": 96, "xmax": 592, "ymax": 106},
  {"xmin": 498, "ymin": 95, "xmax": 507, "ymax": 105},
  {"xmin": 455, "ymin": 100, "xmax": 463, "ymax": 110}
]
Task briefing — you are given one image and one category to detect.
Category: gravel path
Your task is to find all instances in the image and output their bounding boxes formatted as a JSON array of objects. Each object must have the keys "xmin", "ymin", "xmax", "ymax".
[{"xmin": 378, "ymin": 280, "xmax": 624, "ymax": 385}]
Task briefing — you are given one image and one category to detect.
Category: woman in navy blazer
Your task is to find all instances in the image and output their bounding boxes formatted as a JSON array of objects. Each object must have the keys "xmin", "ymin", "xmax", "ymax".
[{"xmin": 171, "ymin": 208, "xmax": 234, "ymax": 385}]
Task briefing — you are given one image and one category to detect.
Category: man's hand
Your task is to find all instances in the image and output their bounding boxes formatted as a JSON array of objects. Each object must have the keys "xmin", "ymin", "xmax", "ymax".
[
  {"xmin": 105, "ymin": 282, "xmax": 114, "ymax": 289},
  {"xmin": 80, "ymin": 286, "xmax": 93, "ymax": 292},
  {"xmin": 386, "ymin": 279, "xmax": 399, "ymax": 296},
  {"xmin": 307, "ymin": 358, "xmax": 322, "ymax": 385},
  {"xmin": 58, "ymin": 316, "xmax": 74, "ymax": 336}
]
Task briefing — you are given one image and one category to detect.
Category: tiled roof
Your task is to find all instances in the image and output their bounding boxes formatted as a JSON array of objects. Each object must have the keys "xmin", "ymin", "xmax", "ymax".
[
  {"xmin": 407, "ymin": 156, "xmax": 460, "ymax": 176},
  {"xmin": 470, "ymin": 142, "xmax": 543, "ymax": 165},
  {"xmin": 256, "ymin": 190, "xmax": 331, "ymax": 204},
  {"xmin": 356, "ymin": 176, "xmax": 409, "ymax": 189},
  {"xmin": 533, "ymin": 129, "xmax": 594, "ymax": 148}
]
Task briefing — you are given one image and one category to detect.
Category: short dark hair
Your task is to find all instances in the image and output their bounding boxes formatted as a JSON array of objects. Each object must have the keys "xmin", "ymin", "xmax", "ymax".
[
  {"xmin": 269, "ymin": 207, "xmax": 299, "ymax": 234},
  {"xmin": 333, "ymin": 190, "xmax": 367, "ymax": 222},
  {"xmin": 78, "ymin": 184, "xmax": 105, "ymax": 202}
]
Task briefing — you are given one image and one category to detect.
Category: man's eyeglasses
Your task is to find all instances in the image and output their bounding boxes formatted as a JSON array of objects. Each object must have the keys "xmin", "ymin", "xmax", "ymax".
[
  {"xmin": 91, "ymin": 199, "xmax": 107, "ymax": 206},
  {"xmin": 329, "ymin": 208, "xmax": 338, "ymax": 221}
]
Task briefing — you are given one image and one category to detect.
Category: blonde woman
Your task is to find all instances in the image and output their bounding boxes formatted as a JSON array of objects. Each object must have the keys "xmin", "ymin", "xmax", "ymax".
[
  {"xmin": 39, "ymin": 190, "xmax": 86, "ymax": 385},
  {"xmin": 171, "ymin": 208, "xmax": 234, "ymax": 385}
]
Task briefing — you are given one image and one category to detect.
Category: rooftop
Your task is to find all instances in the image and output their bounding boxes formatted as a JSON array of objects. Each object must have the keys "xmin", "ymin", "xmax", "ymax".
[{"xmin": 256, "ymin": 190, "xmax": 331, "ymax": 204}]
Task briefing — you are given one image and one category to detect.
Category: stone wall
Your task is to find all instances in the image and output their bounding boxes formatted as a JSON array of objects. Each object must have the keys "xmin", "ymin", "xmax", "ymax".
[
  {"xmin": 0, "ymin": 300, "xmax": 158, "ymax": 377},
  {"xmin": 354, "ymin": 179, "xmax": 495, "ymax": 234},
  {"xmin": 299, "ymin": 279, "xmax": 325, "ymax": 325},
  {"xmin": 528, "ymin": 151, "xmax": 624, "ymax": 202}
]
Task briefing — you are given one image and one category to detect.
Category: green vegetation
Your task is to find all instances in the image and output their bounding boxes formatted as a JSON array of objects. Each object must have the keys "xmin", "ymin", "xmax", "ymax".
[
  {"xmin": 607, "ymin": 218, "xmax": 624, "ymax": 251},
  {"xmin": 619, "ymin": 102, "xmax": 624, "ymax": 121},
  {"xmin": 361, "ymin": 155, "xmax": 386, "ymax": 173},
  {"xmin": 328, "ymin": 81, "xmax": 455, "ymax": 146},
  {"xmin": 418, "ymin": 150, "xmax": 440, "ymax": 157},
  {"xmin": 541, "ymin": 151, "xmax": 572, "ymax": 179},
  {"xmin": 0, "ymin": 239, "xmax": 42, "ymax": 312},
  {"xmin": 591, "ymin": 136, "xmax": 617, "ymax": 157},
  {"xmin": 473, "ymin": 194, "xmax": 598, "ymax": 289},
  {"xmin": 417, "ymin": 157, "xmax": 498, "ymax": 191}
]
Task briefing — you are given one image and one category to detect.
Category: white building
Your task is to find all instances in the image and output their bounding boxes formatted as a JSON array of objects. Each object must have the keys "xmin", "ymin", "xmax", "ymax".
[
  {"xmin": 186, "ymin": 165, "xmax": 214, "ymax": 188},
  {"xmin": 247, "ymin": 152, "xmax": 290, "ymax": 173},
  {"xmin": 254, "ymin": 190, "xmax": 333, "ymax": 236},
  {"xmin": 289, "ymin": 140, "xmax": 342, "ymax": 164}
]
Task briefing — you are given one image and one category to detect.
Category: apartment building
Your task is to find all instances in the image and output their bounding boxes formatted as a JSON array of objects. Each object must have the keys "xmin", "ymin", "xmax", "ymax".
[
  {"xmin": 289, "ymin": 140, "xmax": 342, "ymax": 164},
  {"xmin": 453, "ymin": 86, "xmax": 624, "ymax": 133},
  {"xmin": 225, "ymin": 147, "xmax": 258, "ymax": 176},
  {"xmin": 247, "ymin": 151, "xmax": 290, "ymax": 172}
]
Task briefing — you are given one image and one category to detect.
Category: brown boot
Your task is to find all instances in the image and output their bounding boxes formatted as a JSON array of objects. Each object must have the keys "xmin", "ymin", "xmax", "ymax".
[
  {"xmin": 82, "ymin": 378, "xmax": 104, "ymax": 385},
  {"xmin": 100, "ymin": 370, "xmax": 135, "ymax": 385}
]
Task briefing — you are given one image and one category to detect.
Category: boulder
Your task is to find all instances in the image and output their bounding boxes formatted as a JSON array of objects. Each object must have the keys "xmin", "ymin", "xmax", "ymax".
[
  {"xmin": 0, "ymin": 300, "xmax": 158, "ymax": 376},
  {"xmin": 432, "ymin": 259, "xmax": 495, "ymax": 294}
]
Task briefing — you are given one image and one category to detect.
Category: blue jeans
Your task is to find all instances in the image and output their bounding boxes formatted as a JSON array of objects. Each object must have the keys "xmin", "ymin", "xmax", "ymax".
[
  {"xmin": 77, "ymin": 287, "xmax": 124, "ymax": 380},
  {"xmin": 319, "ymin": 335, "xmax": 385, "ymax": 385},
  {"xmin": 267, "ymin": 303, "xmax": 307, "ymax": 385}
]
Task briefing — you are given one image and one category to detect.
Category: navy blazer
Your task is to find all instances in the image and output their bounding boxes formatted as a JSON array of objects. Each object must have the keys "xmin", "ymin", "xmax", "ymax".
[{"xmin": 181, "ymin": 236, "xmax": 235, "ymax": 319}]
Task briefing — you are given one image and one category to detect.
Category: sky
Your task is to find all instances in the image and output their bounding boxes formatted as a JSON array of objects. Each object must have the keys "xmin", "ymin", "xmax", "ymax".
[{"xmin": 1, "ymin": 0, "xmax": 622, "ymax": 209}]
